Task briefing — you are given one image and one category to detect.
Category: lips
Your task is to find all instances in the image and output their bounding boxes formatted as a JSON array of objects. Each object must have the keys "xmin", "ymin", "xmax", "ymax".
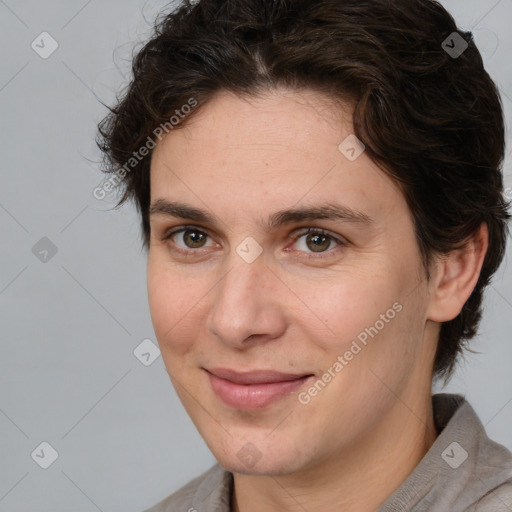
[{"xmin": 205, "ymin": 367, "xmax": 314, "ymax": 409}]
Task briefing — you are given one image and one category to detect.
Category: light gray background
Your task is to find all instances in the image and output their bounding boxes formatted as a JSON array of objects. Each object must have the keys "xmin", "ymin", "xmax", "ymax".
[{"xmin": 1, "ymin": 1, "xmax": 511, "ymax": 511}]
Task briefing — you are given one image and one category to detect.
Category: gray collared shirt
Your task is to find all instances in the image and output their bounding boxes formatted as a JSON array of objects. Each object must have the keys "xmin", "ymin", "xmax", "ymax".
[{"xmin": 143, "ymin": 394, "xmax": 512, "ymax": 511}]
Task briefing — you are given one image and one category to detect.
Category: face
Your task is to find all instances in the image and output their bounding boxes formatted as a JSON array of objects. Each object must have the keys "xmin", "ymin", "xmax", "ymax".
[{"xmin": 147, "ymin": 88, "xmax": 438, "ymax": 477}]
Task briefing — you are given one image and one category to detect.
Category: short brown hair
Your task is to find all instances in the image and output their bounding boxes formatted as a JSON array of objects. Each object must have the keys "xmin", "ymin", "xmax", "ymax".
[{"xmin": 96, "ymin": 0, "xmax": 511, "ymax": 378}]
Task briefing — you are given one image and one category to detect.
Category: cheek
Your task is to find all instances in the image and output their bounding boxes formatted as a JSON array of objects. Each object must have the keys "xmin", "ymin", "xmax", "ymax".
[
  {"xmin": 292, "ymin": 262, "xmax": 427, "ymax": 382},
  {"xmin": 147, "ymin": 260, "xmax": 199, "ymax": 356},
  {"xmin": 288, "ymin": 266, "xmax": 400, "ymax": 351}
]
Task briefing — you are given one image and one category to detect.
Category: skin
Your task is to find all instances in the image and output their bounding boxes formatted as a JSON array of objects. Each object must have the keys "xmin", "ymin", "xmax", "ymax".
[{"xmin": 147, "ymin": 88, "xmax": 488, "ymax": 511}]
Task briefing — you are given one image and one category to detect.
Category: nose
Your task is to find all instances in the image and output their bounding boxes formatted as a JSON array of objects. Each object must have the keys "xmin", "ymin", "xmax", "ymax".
[{"xmin": 206, "ymin": 253, "xmax": 287, "ymax": 349}]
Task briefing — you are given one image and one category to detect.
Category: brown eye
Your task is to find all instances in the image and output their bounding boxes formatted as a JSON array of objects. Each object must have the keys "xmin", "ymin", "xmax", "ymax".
[
  {"xmin": 290, "ymin": 228, "xmax": 347, "ymax": 259},
  {"xmin": 161, "ymin": 226, "xmax": 218, "ymax": 257},
  {"xmin": 305, "ymin": 233, "xmax": 332, "ymax": 252},
  {"xmin": 181, "ymin": 229, "xmax": 208, "ymax": 248}
]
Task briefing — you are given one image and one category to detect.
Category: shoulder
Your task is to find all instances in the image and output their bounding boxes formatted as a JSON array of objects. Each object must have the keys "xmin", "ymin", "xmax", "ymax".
[
  {"xmin": 433, "ymin": 396, "xmax": 512, "ymax": 510},
  {"xmin": 142, "ymin": 463, "xmax": 232, "ymax": 512},
  {"xmin": 473, "ymin": 480, "xmax": 512, "ymax": 511},
  {"xmin": 470, "ymin": 435, "xmax": 512, "ymax": 511},
  {"xmin": 379, "ymin": 394, "xmax": 512, "ymax": 511}
]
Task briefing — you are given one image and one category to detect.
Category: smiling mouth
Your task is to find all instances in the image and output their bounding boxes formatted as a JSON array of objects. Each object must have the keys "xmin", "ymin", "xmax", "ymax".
[{"xmin": 204, "ymin": 368, "xmax": 314, "ymax": 410}]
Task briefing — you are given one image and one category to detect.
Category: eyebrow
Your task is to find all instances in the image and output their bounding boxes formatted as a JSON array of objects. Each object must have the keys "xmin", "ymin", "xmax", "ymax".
[{"xmin": 149, "ymin": 199, "xmax": 373, "ymax": 230}]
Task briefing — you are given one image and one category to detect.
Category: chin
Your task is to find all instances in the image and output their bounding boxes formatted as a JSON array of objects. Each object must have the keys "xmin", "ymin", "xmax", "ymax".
[
  {"xmin": 219, "ymin": 455, "xmax": 303, "ymax": 477},
  {"xmin": 209, "ymin": 435, "xmax": 313, "ymax": 477}
]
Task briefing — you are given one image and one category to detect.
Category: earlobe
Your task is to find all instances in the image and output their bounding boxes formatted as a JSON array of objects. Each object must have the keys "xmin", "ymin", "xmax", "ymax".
[{"xmin": 426, "ymin": 223, "xmax": 489, "ymax": 323}]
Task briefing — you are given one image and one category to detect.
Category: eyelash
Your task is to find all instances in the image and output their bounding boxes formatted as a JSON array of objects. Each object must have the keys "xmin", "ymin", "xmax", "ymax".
[{"xmin": 160, "ymin": 225, "xmax": 348, "ymax": 260}]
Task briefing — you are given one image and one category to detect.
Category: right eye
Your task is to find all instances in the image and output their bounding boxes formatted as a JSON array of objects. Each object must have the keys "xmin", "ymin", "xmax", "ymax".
[{"xmin": 161, "ymin": 226, "xmax": 219, "ymax": 256}]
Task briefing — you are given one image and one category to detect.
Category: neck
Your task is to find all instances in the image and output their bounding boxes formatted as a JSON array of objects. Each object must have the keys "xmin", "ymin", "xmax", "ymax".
[{"xmin": 231, "ymin": 394, "xmax": 437, "ymax": 512}]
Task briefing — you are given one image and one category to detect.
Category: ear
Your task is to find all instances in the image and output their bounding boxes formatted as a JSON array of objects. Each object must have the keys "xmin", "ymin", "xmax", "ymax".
[{"xmin": 426, "ymin": 222, "xmax": 489, "ymax": 323}]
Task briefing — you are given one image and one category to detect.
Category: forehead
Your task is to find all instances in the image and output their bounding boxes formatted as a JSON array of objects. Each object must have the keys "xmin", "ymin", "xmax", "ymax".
[
  {"xmin": 149, "ymin": 88, "xmax": 407, "ymax": 229},
  {"xmin": 156, "ymin": 88, "xmax": 348, "ymax": 157}
]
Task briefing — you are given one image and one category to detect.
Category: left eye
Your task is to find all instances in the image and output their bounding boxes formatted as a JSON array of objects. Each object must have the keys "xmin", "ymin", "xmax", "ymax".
[{"xmin": 292, "ymin": 229, "xmax": 342, "ymax": 253}]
